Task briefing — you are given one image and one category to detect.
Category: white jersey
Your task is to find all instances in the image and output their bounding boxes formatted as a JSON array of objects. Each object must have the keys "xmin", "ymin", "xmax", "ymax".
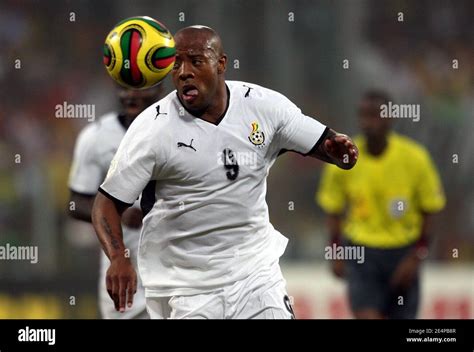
[
  {"xmin": 100, "ymin": 81, "xmax": 328, "ymax": 297},
  {"xmin": 68, "ymin": 112, "xmax": 147, "ymax": 318}
]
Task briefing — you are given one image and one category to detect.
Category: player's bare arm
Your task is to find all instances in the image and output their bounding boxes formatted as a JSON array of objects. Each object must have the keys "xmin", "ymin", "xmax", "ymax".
[
  {"xmin": 327, "ymin": 214, "xmax": 345, "ymax": 278},
  {"xmin": 310, "ymin": 128, "xmax": 358, "ymax": 170},
  {"xmin": 68, "ymin": 191, "xmax": 95, "ymax": 222},
  {"xmin": 92, "ymin": 192, "xmax": 137, "ymax": 312}
]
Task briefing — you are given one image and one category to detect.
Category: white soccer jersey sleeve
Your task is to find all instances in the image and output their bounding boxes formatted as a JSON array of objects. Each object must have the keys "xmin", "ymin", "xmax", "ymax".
[
  {"xmin": 100, "ymin": 112, "xmax": 157, "ymax": 205},
  {"xmin": 69, "ymin": 124, "xmax": 104, "ymax": 194},
  {"xmin": 273, "ymin": 95, "xmax": 328, "ymax": 155}
]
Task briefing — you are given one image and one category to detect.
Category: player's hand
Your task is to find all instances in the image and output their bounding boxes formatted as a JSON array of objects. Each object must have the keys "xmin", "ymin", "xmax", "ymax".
[
  {"xmin": 324, "ymin": 134, "xmax": 358, "ymax": 170},
  {"xmin": 331, "ymin": 259, "xmax": 345, "ymax": 278},
  {"xmin": 106, "ymin": 257, "xmax": 137, "ymax": 312},
  {"xmin": 389, "ymin": 252, "xmax": 420, "ymax": 291},
  {"xmin": 121, "ymin": 207, "xmax": 143, "ymax": 229}
]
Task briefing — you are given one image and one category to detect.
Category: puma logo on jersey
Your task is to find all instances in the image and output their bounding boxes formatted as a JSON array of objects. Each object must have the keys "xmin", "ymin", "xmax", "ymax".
[
  {"xmin": 155, "ymin": 105, "xmax": 167, "ymax": 119},
  {"xmin": 248, "ymin": 121, "xmax": 265, "ymax": 147},
  {"xmin": 243, "ymin": 85, "xmax": 253, "ymax": 98},
  {"xmin": 177, "ymin": 139, "xmax": 197, "ymax": 151}
]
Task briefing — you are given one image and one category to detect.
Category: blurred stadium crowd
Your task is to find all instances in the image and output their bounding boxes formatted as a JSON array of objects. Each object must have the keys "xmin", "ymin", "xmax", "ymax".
[{"xmin": 0, "ymin": 0, "xmax": 472, "ymax": 317}]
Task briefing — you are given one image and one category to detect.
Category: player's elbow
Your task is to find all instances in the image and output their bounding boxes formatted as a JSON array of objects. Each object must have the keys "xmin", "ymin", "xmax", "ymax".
[
  {"xmin": 91, "ymin": 191, "xmax": 127, "ymax": 225},
  {"xmin": 68, "ymin": 192, "xmax": 94, "ymax": 222},
  {"xmin": 68, "ymin": 206, "xmax": 83, "ymax": 221},
  {"xmin": 91, "ymin": 193, "xmax": 108, "ymax": 225}
]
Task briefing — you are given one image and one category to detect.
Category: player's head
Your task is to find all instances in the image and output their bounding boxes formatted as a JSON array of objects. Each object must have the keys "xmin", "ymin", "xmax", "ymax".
[
  {"xmin": 172, "ymin": 25, "xmax": 227, "ymax": 113},
  {"xmin": 358, "ymin": 90, "xmax": 392, "ymax": 140},
  {"xmin": 118, "ymin": 84, "xmax": 164, "ymax": 120}
]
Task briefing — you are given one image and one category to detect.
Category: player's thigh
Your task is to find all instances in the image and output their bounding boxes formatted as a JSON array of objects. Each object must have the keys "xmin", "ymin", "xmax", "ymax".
[
  {"xmin": 168, "ymin": 291, "xmax": 225, "ymax": 319},
  {"xmin": 250, "ymin": 283, "xmax": 295, "ymax": 319},
  {"xmin": 236, "ymin": 265, "xmax": 295, "ymax": 319},
  {"xmin": 146, "ymin": 297, "xmax": 172, "ymax": 319},
  {"xmin": 147, "ymin": 292, "xmax": 225, "ymax": 319}
]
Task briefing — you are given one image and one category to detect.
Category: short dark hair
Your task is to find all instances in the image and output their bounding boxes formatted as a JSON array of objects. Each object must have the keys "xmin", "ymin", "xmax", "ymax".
[{"xmin": 362, "ymin": 90, "xmax": 391, "ymax": 106}]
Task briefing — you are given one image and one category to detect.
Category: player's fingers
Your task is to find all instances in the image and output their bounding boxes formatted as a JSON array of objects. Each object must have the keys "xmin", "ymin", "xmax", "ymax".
[
  {"xmin": 106, "ymin": 275, "xmax": 114, "ymax": 302},
  {"xmin": 324, "ymin": 138, "xmax": 333, "ymax": 150},
  {"xmin": 127, "ymin": 276, "xmax": 136, "ymax": 308},
  {"xmin": 324, "ymin": 139, "xmax": 336, "ymax": 155},
  {"xmin": 111, "ymin": 276, "xmax": 120, "ymax": 311},
  {"xmin": 350, "ymin": 147, "xmax": 358, "ymax": 157},
  {"xmin": 118, "ymin": 276, "xmax": 127, "ymax": 312},
  {"xmin": 334, "ymin": 134, "xmax": 349, "ymax": 144}
]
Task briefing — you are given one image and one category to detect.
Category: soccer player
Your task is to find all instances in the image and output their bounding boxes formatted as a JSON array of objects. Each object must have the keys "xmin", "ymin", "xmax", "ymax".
[
  {"xmin": 68, "ymin": 84, "xmax": 164, "ymax": 318},
  {"xmin": 317, "ymin": 90, "xmax": 446, "ymax": 319},
  {"xmin": 91, "ymin": 26, "xmax": 358, "ymax": 319}
]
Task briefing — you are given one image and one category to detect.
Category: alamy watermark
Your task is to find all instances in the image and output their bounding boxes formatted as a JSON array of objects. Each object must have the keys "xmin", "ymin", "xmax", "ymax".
[
  {"xmin": 380, "ymin": 101, "xmax": 420, "ymax": 122},
  {"xmin": 18, "ymin": 326, "xmax": 55, "ymax": 345},
  {"xmin": 325, "ymin": 243, "xmax": 365, "ymax": 264},
  {"xmin": 55, "ymin": 101, "xmax": 95, "ymax": 122},
  {"xmin": 217, "ymin": 150, "xmax": 258, "ymax": 170},
  {"xmin": 0, "ymin": 243, "xmax": 38, "ymax": 264}
]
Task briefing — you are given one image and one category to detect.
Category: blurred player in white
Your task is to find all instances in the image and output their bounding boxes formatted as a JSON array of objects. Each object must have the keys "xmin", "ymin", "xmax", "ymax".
[
  {"xmin": 92, "ymin": 26, "xmax": 358, "ymax": 319},
  {"xmin": 68, "ymin": 84, "xmax": 164, "ymax": 318}
]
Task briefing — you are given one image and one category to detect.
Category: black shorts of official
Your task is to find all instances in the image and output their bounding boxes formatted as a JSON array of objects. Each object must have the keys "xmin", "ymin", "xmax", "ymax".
[{"xmin": 345, "ymin": 240, "xmax": 420, "ymax": 319}]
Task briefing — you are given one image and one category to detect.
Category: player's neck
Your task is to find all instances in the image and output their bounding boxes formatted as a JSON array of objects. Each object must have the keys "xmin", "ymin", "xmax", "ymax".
[
  {"xmin": 367, "ymin": 136, "xmax": 388, "ymax": 156},
  {"xmin": 199, "ymin": 82, "xmax": 229, "ymax": 125},
  {"xmin": 118, "ymin": 114, "xmax": 135, "ymax": 130}
]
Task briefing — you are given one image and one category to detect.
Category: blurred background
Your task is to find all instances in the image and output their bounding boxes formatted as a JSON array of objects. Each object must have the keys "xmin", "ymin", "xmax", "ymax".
[{"xmin": 0, "ymin": 0, "xmax": 472, "ymax": 318}]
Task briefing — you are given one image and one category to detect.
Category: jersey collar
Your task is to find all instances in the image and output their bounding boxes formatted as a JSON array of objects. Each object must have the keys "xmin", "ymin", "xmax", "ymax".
[{"xmin": 176, "ymin": 84, "xmax": 230, "ymax": 126}]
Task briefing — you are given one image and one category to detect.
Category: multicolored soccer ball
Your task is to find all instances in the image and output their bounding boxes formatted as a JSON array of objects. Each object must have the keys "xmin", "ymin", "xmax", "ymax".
[{"xmin": 103, "ymin": 16, "xmax": 176, "ymax": 89}]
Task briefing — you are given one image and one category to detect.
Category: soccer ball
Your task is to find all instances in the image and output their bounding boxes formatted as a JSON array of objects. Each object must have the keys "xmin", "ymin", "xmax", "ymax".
[{"xmin": 103, "ymin": 16, "xmax": 175, "ymax": 89}]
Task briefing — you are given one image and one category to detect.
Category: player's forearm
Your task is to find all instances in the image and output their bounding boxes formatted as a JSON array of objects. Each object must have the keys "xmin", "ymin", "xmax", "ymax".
[
  {"xmin": 412, "ymin": 213, "xmax": 433, "ymax": 261},
  {"xmin": 311, "ymin": 147, "xmax": 334, "ymax": 165},
  {"xmin": 327, "ymin": 214, "xmax": 343, "ymax": 245},
  {"xmin": 311, "ymin": 129, "xmax": 337, "ymax": 164},
  {"xmin": 313, "ymin": 147, "xmax": 351, "ymax": 170},
  {"xmin": 419, "ymin": 213, "xmax": 432, "ymax": 242},
  {"xmin": 91, "ymin": 193, "xmax": 127, "ymax": 260}
]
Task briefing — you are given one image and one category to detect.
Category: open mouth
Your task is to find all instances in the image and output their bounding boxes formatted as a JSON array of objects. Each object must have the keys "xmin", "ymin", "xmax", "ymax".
[
  {"xmin": 182, "ymin": 84, "xmax": 199, "ymax": 103},
  {"xmin": 123, "ymin": 100, "xmax": 139, "ymax": 110}
]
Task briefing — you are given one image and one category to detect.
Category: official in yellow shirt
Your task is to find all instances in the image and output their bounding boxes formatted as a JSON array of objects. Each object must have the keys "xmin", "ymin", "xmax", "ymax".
[{"xmin": 317, "ymin": 90, "xmax": 445, "ymax": 319}]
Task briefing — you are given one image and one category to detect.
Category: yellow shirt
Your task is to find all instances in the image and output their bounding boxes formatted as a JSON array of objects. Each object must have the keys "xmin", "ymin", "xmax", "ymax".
[{"xmin": 316, "ymin": 133, "xmax": 445, "ymax": 249}]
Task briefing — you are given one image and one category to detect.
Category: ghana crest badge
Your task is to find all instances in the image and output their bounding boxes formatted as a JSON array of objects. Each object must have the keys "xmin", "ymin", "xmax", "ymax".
[{"xmin": 248, "ymin": 121, "xmax": 265, "ymax": 147}]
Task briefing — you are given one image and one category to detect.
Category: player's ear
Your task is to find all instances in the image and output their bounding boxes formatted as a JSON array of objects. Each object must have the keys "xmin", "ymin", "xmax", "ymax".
[{"xmin": 217, "ymin": 54, "xmax": 227, "ymax": 74}]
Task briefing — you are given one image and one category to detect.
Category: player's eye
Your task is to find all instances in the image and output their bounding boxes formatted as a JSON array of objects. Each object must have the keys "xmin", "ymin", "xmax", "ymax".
[
  {"xmin": 173, "ymin": 60, "xmax": 181, "ymax": 70},
  {"xmin": 192, "ymin": 59, "xmax": 202, "ymax": 66}
]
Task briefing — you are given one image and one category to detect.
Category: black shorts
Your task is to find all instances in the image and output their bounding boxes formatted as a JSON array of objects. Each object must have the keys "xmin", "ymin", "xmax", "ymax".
[{"xmin": 345, "ymin": 241, "xmax": 420, "ymax": 319}]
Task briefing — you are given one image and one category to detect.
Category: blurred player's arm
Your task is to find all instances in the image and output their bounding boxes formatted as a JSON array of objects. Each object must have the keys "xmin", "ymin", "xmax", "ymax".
[
  {"xmin": 327, "ymin": 213, "xmax": 345, "ymax": 278},
  {"xmin": 68, "ymin": 124, "xmax": 103, "ymax": 222},
  {"xmin": 316, "ymin": 163, "xmax": 347, "ymax": 278},
  {"xmin": 69, "ymin": 190, "xmax": 143, "ymax": 228},
  {"xmin": 68, "ymin": 191, "xmax": 95, "ymax": 222},
  {"xmin": 309, "ymin": 128, "xmax": 358, "ymax": 170},
  {"xmin": 92, "ymin": 192, "xmax": 137, "ymax": 312}
]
